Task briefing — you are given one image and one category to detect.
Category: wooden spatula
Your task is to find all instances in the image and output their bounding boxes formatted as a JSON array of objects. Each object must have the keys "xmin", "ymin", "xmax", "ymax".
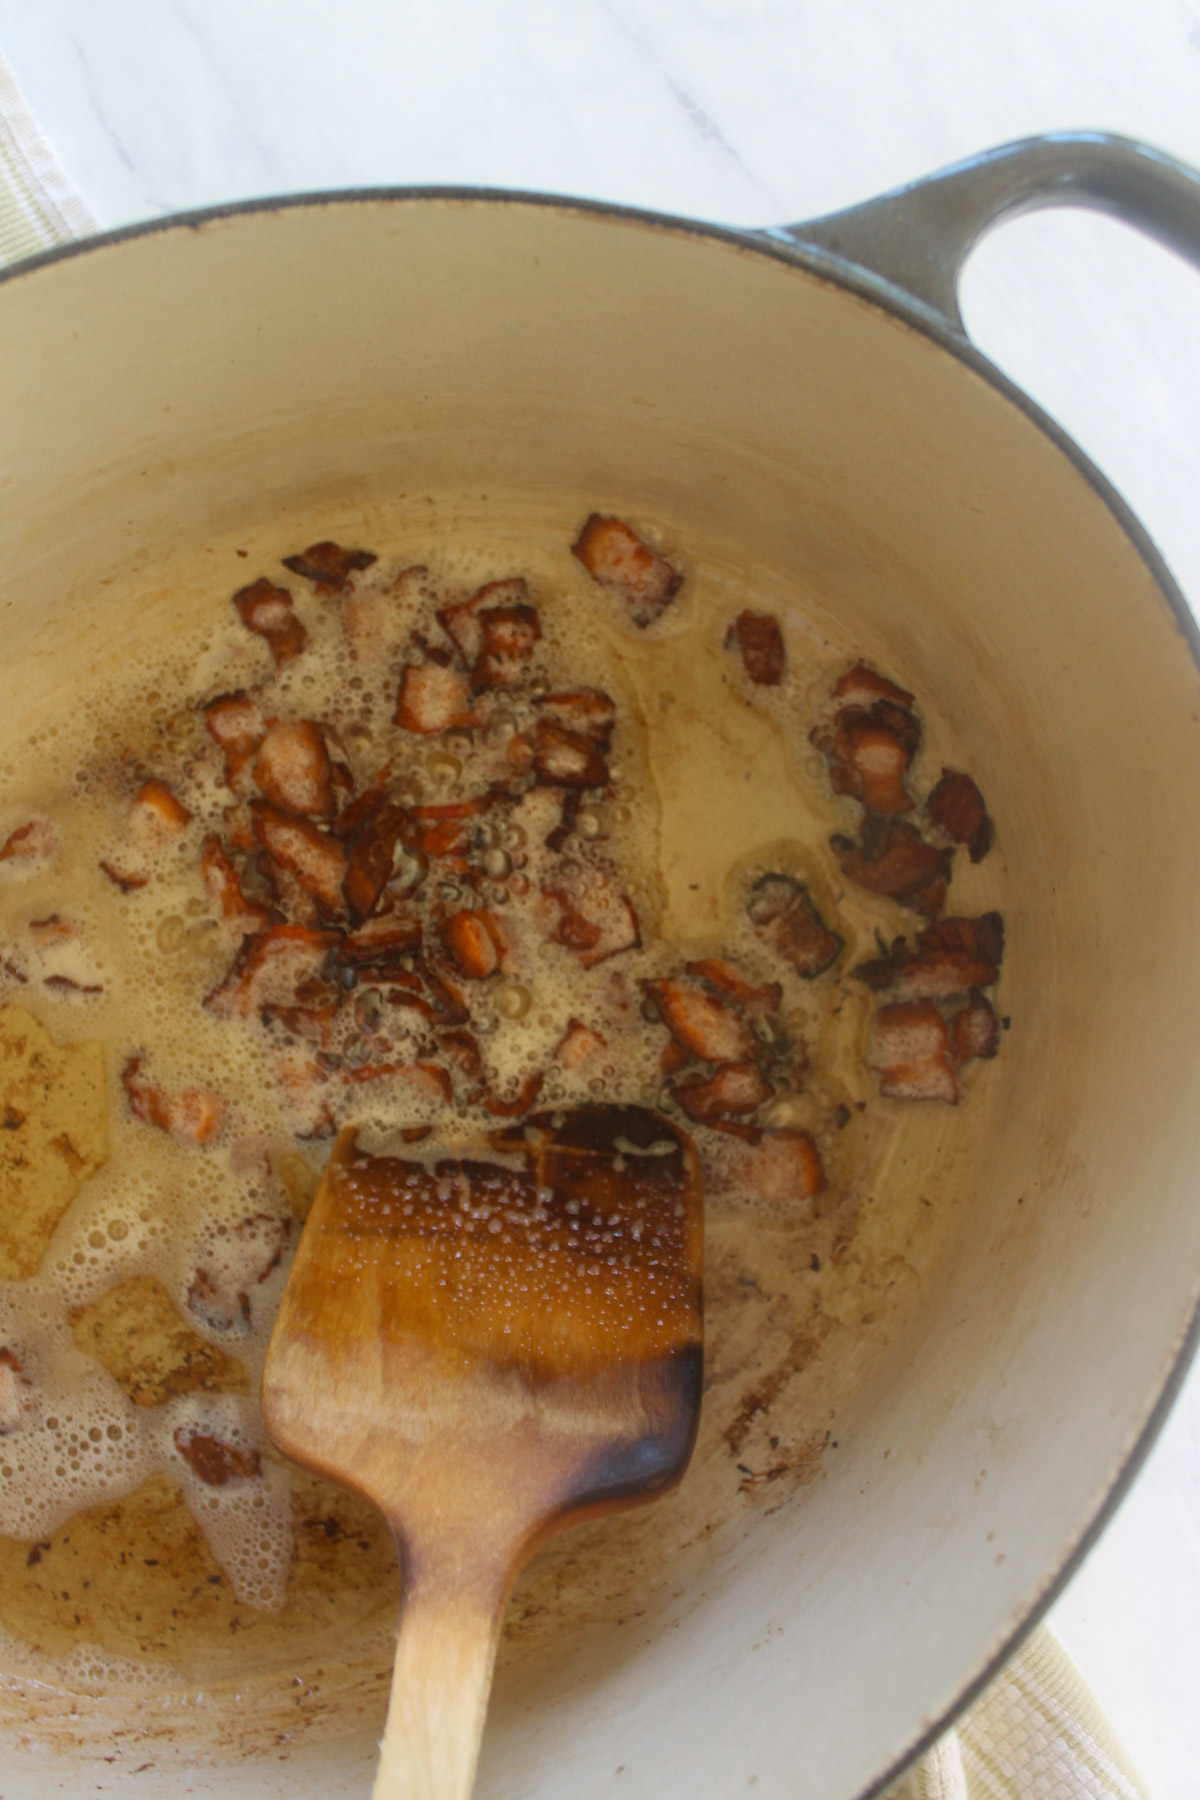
[{"xmin": 261, "ymin": 1102, "xmax": 703, "ymax": 1800}]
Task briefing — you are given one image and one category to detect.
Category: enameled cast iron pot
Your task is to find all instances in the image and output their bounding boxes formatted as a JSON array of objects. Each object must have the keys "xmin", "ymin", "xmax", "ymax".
[{"xmin": 2, "ymin": 133, "xmax": 1200, "ymax": 1800}]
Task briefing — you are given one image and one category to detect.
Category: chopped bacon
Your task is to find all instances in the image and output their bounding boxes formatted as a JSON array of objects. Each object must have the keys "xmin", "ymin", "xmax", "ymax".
[
  {"xmin": 479, "ymin": 1069, "xmax": 545, "ymax": 1118},
  {"xmin": 203, "ymin": 691, "xmax": 265, "ymax": 792},
  {"xmin": 205, "ymin": 923, "xmax": 338, "ymax": 1019},
  {"xmin": 437, "ymin": 1029, "xmax": 484, "ymax": 1080},
  {"xmin": 0, "ymin": 1347, "xmax": 33, "ymax": 1435},
  {"xmin": 950, "ymin": 989, "xmax": 1001, "ymax": 1065},
  {"xmin": 673, "ymin": 1061, "xmax": 773, "ymax": 1123},
  {"xmin": 435, "ymin": 576, "xmax": 530, "ymax": 668},
  {"xmin": 853, "ymin": 912, "xmax": 1004, "ymax": 1000},
  {"xmin": 414, "ymin": 961, "xmax": 472, "ymax": 1026},
  {"xmin": 43, "ymin": 974, "xmax": 103, "ymax": 996},
  {"xmin": 927, "ymin": 769, "xmax": 994, "ymax": 862},
  {"xmin": 534, "ymin": 689, "xmax": 616, "ymax": 744},
  {"xmin": 542, "ymin": 866, "xmax": 640, "ymax": 968},
  {"xmin": 200, "ymin": 835, "xmax": 273, "ymax": 931},
  {"xmin": 441, "ymin": 909, "xmax": 502, "ymax": 979},
  {"xmin": 870, "ymin": 1001, "xmax": 958, "ymax": 1103},
  {"xmin": 233, "ymin": 577, "xmax": 308, "ymax": 665},
  {"xmin": 812, "ymin": 663, "xmax": 921, "ymax": 815},
  {"xmin": 0, "ymin": 820, "xmax": 56, "ymax": 863},
  {"xmin": 28, "ymin": 914, "xmax": 76, "ymax": 946},
  {"xmin": 99, "ymin": 860, "xmax": 147, "ymax": 893},
  {"xmin": 829, "ymin": 663, "xmax": 915, "ymax": 713},
  {"xmin": 342, "ymin": 801, "xmax": 411, "ymax": 926},
  {"xmin": 273, "ymin": 1047, "xmax": 337, "ymax": 1137},
  {"xmin": 660, "ymin": 1037, "xmax": 696, "ymax": 1077},
  {"xmin": 281, "ymin": 541, "xmax": 377, "ymax": 589},
  {"xmin": 174, "ymin": 1428, "xmax": 262, "ymax": 1486},
  {"xmin": 260, "ymin": 1001, "xmax": 339, "ymax": 1044},
  {"xmin": 187, "ymin": 1212, "xmax": 292, "ymax": 1332},
  {"xmin": 555, "ymin": 1018, "xmax": 609, "ymax": 1072},
  {"xmin": 394, "ymin": 662, "xmax": 475, "ymax": 734},
  {"xmin": 472, "ymin": 602, "xmax": 542, "ymax": 690},
  {"xmin": 337, "ymin": 913, "xmax": 422, "ymax": 971},
  {"xmin": 102, "ymin": 779, "xmax": 192, "ymax": 892},
  {"xmin": 251, "ymin": 803, "xmax": 346, "ymax": 916},
  {"xmin": 121, "ymin": 1053, "xmax": 228, "ymax": 1143},
  {"xmin": 533, "ymin": 719, "xmax": 610, "ymax": 789},
  {"xmin": 406, "ymin": 794, "xmax": 495, "ymax": 862},
  {"xmin": 572, "ymin": 514, "xmax": 682, "ymax": 628},
  {"xmin": 642, "ymin": 977, "xmax": 758, "ymax": 1065},
  {"xmin": 683, "ymin": 958, "xmax": 782, "ymax": 1017},
  {"xmin": 342, "ymin": 1060, "xmax": 453, "ymax": 1105},
  {"xmin": 713, "ymin": 1129, "xmax": 827, "ymax": 1203},
  {"xmin": 253, "ymin": 720, "xmax": 336, "ymax": 817},
  {"xmin": 746, "ymin": 875, "xmax": 843, "ymax": 977},
  {"xmin": 725, "ymin": 611, "xmax": 785, "ymax": 685},
  {"xmin": 832, "ymin": 819, "xmax": 952, "ymax": 919},
  {"xmin": 342, "ymin": 564, "xmax": 430, "ymax": 661}
]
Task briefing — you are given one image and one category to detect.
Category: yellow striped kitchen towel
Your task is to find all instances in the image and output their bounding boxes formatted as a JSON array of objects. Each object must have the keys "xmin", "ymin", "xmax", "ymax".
[{"xmin": 0, "ymin": 46, "xmax": 93, "ymax": 265}]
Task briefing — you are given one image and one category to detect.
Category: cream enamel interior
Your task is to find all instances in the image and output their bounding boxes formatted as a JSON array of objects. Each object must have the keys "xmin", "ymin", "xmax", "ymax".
[{"xmin": 2, "ymin": 198, "xmax": 1200, "ymax": 1800}]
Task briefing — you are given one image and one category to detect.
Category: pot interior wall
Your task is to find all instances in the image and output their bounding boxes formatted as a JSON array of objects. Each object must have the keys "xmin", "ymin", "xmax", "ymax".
[{"xmin": 2, "ymin": 201, "xmax": 1200, "ymax": 1800}]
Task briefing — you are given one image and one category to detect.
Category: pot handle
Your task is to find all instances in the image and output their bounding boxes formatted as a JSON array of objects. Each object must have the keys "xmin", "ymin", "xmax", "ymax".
[{"xmin": 773, "ymin": 131, "xmax": 1200, "ymax": 334}]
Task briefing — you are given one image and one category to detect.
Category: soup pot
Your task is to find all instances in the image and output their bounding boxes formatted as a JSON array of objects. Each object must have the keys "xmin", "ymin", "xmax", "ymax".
[{"xmin": 2, "ymin": 132, "xmax": 1200, "ymax": 1800}]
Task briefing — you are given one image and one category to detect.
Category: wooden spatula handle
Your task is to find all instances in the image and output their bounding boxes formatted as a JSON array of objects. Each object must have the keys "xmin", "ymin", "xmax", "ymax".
[{"xmin": 373, "ymin": 1567, "xmax": 508, "ymax": 1800}]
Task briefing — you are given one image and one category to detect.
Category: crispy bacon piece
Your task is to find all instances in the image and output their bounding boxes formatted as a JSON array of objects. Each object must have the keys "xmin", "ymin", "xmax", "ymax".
[
  {"xmin": 812, "ymin": 662, "xmax": 921, "ymax": 816},
  {"xmin": 414, "ymin": 961, "xmax": 472, "ymax": 1027},
  {"xmin": 395, "ymin": 662, "xmax": 475, "ymax": 734},
  {"xmin": 28, "ymin": 914, "xmax": 75, "ymax": 946},
  {"xmin": 251, "ymin": 803, "xmax": 346, "ymax": 916},
  {"xmin": 542, "ymin": 866, "xmax": 640, "ymax": 969},
  {"xmin": 203, "ymin": 691, "xmax": 265, "ymax": 792},
  {"xmin": 950, "ymin": 988, "xmax": 1001, "ymax": 1065},
  {"xmin": 342, "ymin": 801, "xmax": 411, "ymax": 926},
  {"xmin": 0, "ymin": 1347, "xmax": 33, "ymax": 1435},
  {"xmin": 438, "ymin": 1029, "xmax": 484, "ymax": 1081},
  {"xmin": 43, "ymin": 974, "xmax": 103, "ymax": 996},
  {"xmin": 830, "ymin": 663, "xmax": 915, "ymax": 713},
  {"xmin": 0, "ymin": 820, "xmax": 56, "ymax": 863},
  {"xmin": 472, "ymin": 602, "xmax": 542, "ymax": 690},
  {"xmin": 200, "ymin": 835, "xmax": 273, "ymax": 932},
  {"xmin": 435, "ymin": 577, "xmax": 527, "ymax": 668},
  {"xmin": 715, "ymin": 1128, "xmax": 827, "ymax": 1203},
  {"xmin": 927, "ymin": 769, "xmax": 994, "ymax": 862},
  {"xmin": 260, "ymin": 1001, "xmax": 339, "ymax": 1045},
  {"xmin": 673, "ymin": 1061, "xmax": 773, "ymax": 1123},
  {"xmin": 534, "ymin": 689, "xmax": 616, "ymax": 744},
  {"xmin": 853, "ymin": 912, "xmax": 1004, "ymax": 1000},
  {"xmin": 341, "ymin": 1060, "xmax": 453, "ymax": 1105},
  {"xmin": 101, "ymin": 778, "xmax": 194, "ymax": 892},
  {"xmin": 253, "ymin": 720, "xmax": 336, "ymax": 817},
  {"xmin": 832, "ymin": 819, "xmax": 952, "ymax": 919},
  {"xmin": 725, "ymin": 611, "xmax": 785, "ymax": 686},
  {"xmin": 441, "ymin": 909, "xmax": 502, "ymax": 979},
  {"xmin": 642, "ymin": 977, "xmax": 758, "ymax": 1065},
  {"xmin": 555, "ymin": 1019, "xmax": 609, "ymax": 1072},
  {"xmin": 336, "ymin": 913, "xmax": 423, "ymax": 971},
  {"xmin": 747, "ymin": 875, "xmax": 843, "ymax": 977},
  {"xmin": 479, "ymin": 1069, "xmax": 545, "ymax": 1118},
  {"xmin": 174, "ymin": 1428, "xmax": 261, "ymax": 1486},
  {"xmin": 233, "ymin": 577, "xmax": 308, "ymax": 665},
  {"xmin": 532, "ymin": 719, "xmax": 610, "ymax": 789},
  {"xmin": 188, "ymin": 1212, "xmax": 292, "ymax": 1333},
  {"xmin": 406, "ymin": 794, "xmax": 495, "ymax": 863},
  {"xmin": 572, "ymin": 514, "xmax": 682, "ymax": 628},
  {"xmin": 341, "ymin": 564, "xmax": 430, "ymax": 661},
  {"xmin": 121, "ymin": 1053, "xmax": 228, "ymax": 1143},
  {"xmin": 281, "ymin": 541, "xmax": 377, "ymax": 589},
  {"xmin": 206, "ymin": 923, "xmax": 338, "ymax": 1019},
  {"xmin": 870, "ymin": 1000, "xmax": 958, "ymax": 1103},
  {"xmin": 683, "ymin": 958, "xmax": 782, "ymax": 1017},
  {"xmin": 273, "ymin": 1047, "xmax": 337, "ymax": 1137}
]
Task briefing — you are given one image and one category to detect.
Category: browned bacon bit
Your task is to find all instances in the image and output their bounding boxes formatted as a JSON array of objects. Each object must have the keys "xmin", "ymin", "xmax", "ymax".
[
  {"xmin": 342, "ymin": 1060, "xmax": 453, "ymax": 1105},
  {"xmin": 573, "ymin": 514, "xmax": 683, "ymax": 627},
  {"xmin": 253, "ymin": 720, "xmax": 336, "ymax": 817},
  {"xmin": 331, "ymin": 783, "xmax": 389, "ymax": 842},
  {"xmin": 174, "ymin": 1428, "xmax": 261, "ymax": 1487},
  {"xmin": 725, "ymin": 611, "xmax": 786, "ymax": 686},
  {"xmin": 683, "ymin": 958, "xmax": 783, "ymax": 1018},
  {"xmin": 0, "ymin": 819, "xmax": 56, "ymax": 863},
  {"xmin": 0, "ymin": 1347, "xmax": 32, "ymax": 1435},
  {"xmin": 673, "ymin": 1061, "xmax": 773, "ymax": 1124},
  {"xmin": 205, "ymin": 923, "xmax": 339, "ymax": 1020},
  {"xmin": 812, "ymin": 663, "xmax": 921, "ymax": 816},
  {"xmin": 830, "ymin": 663, "xmax": 915, "ymax": 714},
  {"xmin": 472, "ymin": 602, "xmax": 542, "ymax": 691},
  {"xmin": 853, "ymin": 912, "xmax": 1003, "ymax": 1001},
  {"xmin": 927, "ymin": 768, "xmax": 994, "ymax": 863},
  {"xmin": 273, "ymin": 1048, "xmax": 336, "ymax": 1137},
  {"xmin": 832, "ymin": 820, "xmax": 952, "ymax": 919},
  {"xmin": 437, "ymin": 576, "xmax": 531, "ymax": 667},
  {"xmin": 717, "ymin": 1129, "xmax": 826, "ymax": 1203},
  {"xmin": 395, "ymin": 662, "xmax": 475, "ymax": 735},
  {"xmin": 281, "ymin": 541, "xmax": 377, "ymax": 589},
  {"xmin": 642, "ymin": 977, "xmax": 758, "ymax": 1065},
  {"xmin": 29, "ymin": 914, "xmax": 75, "ymax": 946},
  {"xmin": 438, "ymin": 1029, "xmax": 484, "ymax": 1080},
  {"xmin": 544, "ymin": 791, "xmax": 583, "ymax": 855},
  {"xmin": 188, "ymin": 1213, "xmax": 292, "ymax": 1332},
  {"xmin": 950, "ymin": 989, "xmax": 1001, "ymax": 1065},
  {"xmin": 542, "ymin": 867, "xmax": 640, "ymax": 969},
  {"xmin": 203, "ymin": 691, "xmax": 265, "ymax": 792},
  {"xmin": 414, "ymin": 960, "xmax": 472, "ymax": 1027},
  {"xmin": 870, "ymin": 1001, "xmax": 958, "ymax": 1103},
  {"xmin": 479, "ymin": 1069, "xmax": 545, "ymax": 1118},
  {"xmin": 121, "ymin": 1053, "xmax": 228, "ymax": 1143},
  {"xmin": 99, "ymin": 860, "xmax": 147, "ymax": 893},
  {"xmin": 43, "ymin": 974, "xmax": 104, "ymax": 996},
  {"xmin": 533, "ymin": 719, "xmax": 610, "ymax": 789},
  {"xmin": 555, "ymin": 1018, "xmax": 608, "ymax": 1071},
  {"xmin": 342, "ymin": 803, "xmax": 412, "ymax": 927},
  {"xmin": 660, "ymin": 1037, "xmax": 695, "ymax": 1077},
  {"xmin": 200, "ymin": 835, "xmax": 273, "ymax": 931},
  {"xmin": 534, "ymin": 689, "xmax": 616, "ymax": 745},
  {"xmin": 342, "ymin": 565, "xmax": 430, "ymax": 662},
  {"xmin": 131, "ymin": 779, "xmax": 192, "ymax": 847},
  {"xmin": 441, "ymin": 909, "xmax": 502, "ymax": 980},
  {"xmin": 250, "ymin": 803, "xmax": 346, "ymax": 916},
  {"xmin": 337, "ymin": 913, "xmax": 422, "ymax": 970},
  {"xmin": 260, "ymin": 1002, "xmax": 338, "ymax": 1045},
  {"xmin": 233, "ymin": 577, "xmax": 308, "ymax": 665},
  {"xmin": 746, "ymin": 875, "xmax": 843, "ymax": 978}
]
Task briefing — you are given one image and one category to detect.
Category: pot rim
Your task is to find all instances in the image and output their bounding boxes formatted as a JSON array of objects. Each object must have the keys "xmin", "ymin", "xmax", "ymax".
[{"xmin": 4, "ymin": 180, "xmax": 1199, "ymax": 1797}]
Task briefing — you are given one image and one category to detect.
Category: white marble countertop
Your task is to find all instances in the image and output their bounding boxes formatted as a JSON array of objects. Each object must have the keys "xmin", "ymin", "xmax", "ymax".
[{"xmin": 2, "ymin": 4, "xmax": 1199, "ymax": 1795}]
